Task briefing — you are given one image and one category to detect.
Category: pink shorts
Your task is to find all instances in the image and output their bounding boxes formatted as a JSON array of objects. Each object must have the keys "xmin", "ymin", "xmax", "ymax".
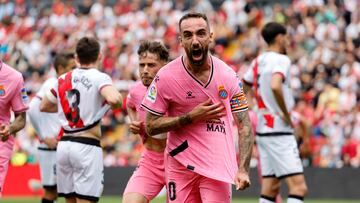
[
  {"xmin": 0, "ymin": 136, "xmax": 14, "ymax": 194},
  {"xmin": 165, "ymin": 153, "xmax": 232, "ymax": 203},
  {"xmin": 123, "ymin": 149, "xmax": 166, "ymax": 200}
]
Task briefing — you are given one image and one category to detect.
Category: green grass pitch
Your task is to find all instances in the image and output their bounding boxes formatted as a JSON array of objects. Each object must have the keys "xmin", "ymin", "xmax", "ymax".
[{"xmin": 2, "ymin": 197, "xmax": 360, "ymax": 203}]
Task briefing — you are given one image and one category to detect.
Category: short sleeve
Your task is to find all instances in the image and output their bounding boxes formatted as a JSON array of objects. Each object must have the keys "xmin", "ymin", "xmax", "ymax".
[
  {"xmin": 272, "ymin": 56, "xmax": 291, "ymax": 81},
  {"xmin": 126, "ymin": 89, "xmax": 136, "ymax": 110},
  {"xmin": 11, "ymin": 77, "xmax": 29, "ymax": 113},
  {"xmin": 141, "ymin": 75, "xmax": 168, "ymax": 116},
  {"xmin": 228, "ymin": 72, "xmax": 249, "ymax": 113},
  {"xmin": 243, "ymin": 60, "xmax": 255, "ymax": 85},
  {"xmin": 97, "ymin": 73, "xmax": 113, "ymax": 91}
]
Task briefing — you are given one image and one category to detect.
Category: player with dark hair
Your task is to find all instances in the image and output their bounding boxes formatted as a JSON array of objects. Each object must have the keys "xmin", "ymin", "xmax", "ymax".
[
  {"xmin": 142, "ymin": 12, "xmax": 254, "ymax": 202},
  {"xmin": 28, "ymin": 52, "xmax": 76, "ymax": 203},
  {"xmin": 243, "ymin": 22, "xmax": 308, "ymax": 203},
  {"xmin": 41, "ymin": 37, "xmax": 123, "ymax": 203},
  {"xmin": 123, "ymin": 40, "xmax": 169, "ymax": 203}
]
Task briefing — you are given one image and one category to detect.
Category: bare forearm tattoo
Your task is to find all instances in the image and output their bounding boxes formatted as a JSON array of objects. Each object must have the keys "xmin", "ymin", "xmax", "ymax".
[
  {"xmin": 179, "ymin": 114, "xmax": 192, "ymax": 126},
  {"xmin": 10, "ymin": 112, "xmax": 26, "ymax": 135},
  {"xmin": 146, "ymin": 113, "xmax": 186, "ymax": 136},
  {"xmin": 234, "ymin": 110, "xmax": 254, "ymax": 172}
]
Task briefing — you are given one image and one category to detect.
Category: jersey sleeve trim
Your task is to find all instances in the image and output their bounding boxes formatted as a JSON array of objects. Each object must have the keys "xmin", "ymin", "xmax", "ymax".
[
  {"xmin": 140, "ymin": 104, "xmax": 165, "ymax": 116},
  {"xmin": 273, "ymin": 72, "xmax": 285, "ymax": 82},
  {"xmin": 99, "ymin": 84, "xmax": 112, "ymax": 92},
  {"xmin": 47, "ymin": 89, "xmax": 58, "ymax": 104},
  {"xmin": 13, "ymin": 107, "xmax": 29, "ymax": 113},
  {"xmin": 242, "ymin": 79, "xmax": 253, "ymax": 86}
]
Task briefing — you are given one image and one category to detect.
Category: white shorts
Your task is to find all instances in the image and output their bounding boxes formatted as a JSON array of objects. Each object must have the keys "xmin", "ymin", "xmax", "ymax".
[
  {"xmin": 28, "ymin": 97, "xmax": 62, "ymax": 139},
  {"xmin": 57, "ymin": 136, "xmax": 103, "ymax": 202},
  {"xmin": 256, "ymin": 135, "xmax": 303, "ymax": 179},
  {"xmin": 38, "ymin": 147, "xmax": 57, "ymax": 189}
]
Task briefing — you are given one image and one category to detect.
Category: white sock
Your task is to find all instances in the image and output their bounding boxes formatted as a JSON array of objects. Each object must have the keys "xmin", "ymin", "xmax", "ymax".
[
  {"xmin": 287, "ymin": 195, "xmax": 304, "ymax": 203},
  {"xmin": 259, "ymin": 195, "xmax": 276, "ymax": 203}
]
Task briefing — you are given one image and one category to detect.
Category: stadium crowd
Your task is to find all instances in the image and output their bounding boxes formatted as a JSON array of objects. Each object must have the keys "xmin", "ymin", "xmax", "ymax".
[{"xmin": 0, "ymin": 0, "xmax": 359, "ymax": 168}]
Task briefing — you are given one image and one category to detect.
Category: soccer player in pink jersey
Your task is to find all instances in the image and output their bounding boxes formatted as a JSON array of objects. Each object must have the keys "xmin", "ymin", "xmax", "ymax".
[
  {"xmin": 122, "ymin": 40, "xmax": 169, "ymax": 203},
  {"xmin": 40, "ymin": 37, "xmax": 123, "ymax": 203},
  {"xmin": 0, "ymin": 61, "xmax": 28, "ymax": 196},
  {"xmin": 243, "ymin": 22, "xmax": 308, "ymax": 203},
  {"xmin": 141, "ymin": 13, "xmax": 254, "ymax": 202}
]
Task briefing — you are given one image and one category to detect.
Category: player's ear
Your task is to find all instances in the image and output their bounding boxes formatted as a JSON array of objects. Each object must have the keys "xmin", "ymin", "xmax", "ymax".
[
  {"xmin": 209, "ymin": 31, "xmax": 214, "ymax": 43},
  {"xmin": 98, "ymin": 52, "xmax": 103, "ymax": 61}
]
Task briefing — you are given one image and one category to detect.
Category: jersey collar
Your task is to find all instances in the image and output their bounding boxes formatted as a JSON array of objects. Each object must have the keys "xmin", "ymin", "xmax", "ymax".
[{"xmin": 181, "ymin": 55, "xmax": 214, "ymax": 88}]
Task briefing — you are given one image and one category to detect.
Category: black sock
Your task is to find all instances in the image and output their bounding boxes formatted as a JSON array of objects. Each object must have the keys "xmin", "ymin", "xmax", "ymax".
[{"xmin": 41, "ymin": 198, "xmax": 55, "ymax": 203}]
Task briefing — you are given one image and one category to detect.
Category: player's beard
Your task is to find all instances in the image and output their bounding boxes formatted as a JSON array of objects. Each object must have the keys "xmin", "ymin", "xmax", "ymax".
[
  {"xmin": 141, "ymin": 76, "xmax": 152, "ymax": 87},
  {"xmin": 186, "ymin": 44, "xmax": 209, "ymax": 66}
]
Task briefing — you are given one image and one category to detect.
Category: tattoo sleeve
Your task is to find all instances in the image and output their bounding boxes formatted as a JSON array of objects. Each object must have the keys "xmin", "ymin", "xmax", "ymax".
[
  {"xmin": 146, "ymin": 112, "xmax": 192, "ymax": 136},
  {"xmin": 9, "ymin": 112, "xmax": 26, "ymax": 135},
  {"xmin": 233, "ymin": 110, "xmax": 254, "ymax": 173}
]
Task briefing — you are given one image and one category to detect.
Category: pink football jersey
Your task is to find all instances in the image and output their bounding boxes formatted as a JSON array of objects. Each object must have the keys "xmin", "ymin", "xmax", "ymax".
[
  {"xmin": 0, "ymin": 61, "xmax": 29, "ymax": 125},
  {"xmin": 126, "ymin": 81, "xmax": 148, "ymax": 142},
  {"xmin": 142, "ymin": 56, "xmax": 248, "ymax": 184}
]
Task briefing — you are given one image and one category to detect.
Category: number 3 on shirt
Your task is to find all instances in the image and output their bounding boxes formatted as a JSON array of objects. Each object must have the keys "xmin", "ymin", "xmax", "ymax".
[{"xmin": 65, "ymin": 89, "xmax": 81, "ymax": 124}]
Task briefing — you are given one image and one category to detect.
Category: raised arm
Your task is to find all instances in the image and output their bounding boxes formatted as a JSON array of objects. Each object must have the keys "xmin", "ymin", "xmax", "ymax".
[
  {"xmin": 233, "ymin": 109, "xmax": 254, "ymax": 190},
  {"xmin": 145, "ymin": 99, "xmax": 225, "ymax": 136}
]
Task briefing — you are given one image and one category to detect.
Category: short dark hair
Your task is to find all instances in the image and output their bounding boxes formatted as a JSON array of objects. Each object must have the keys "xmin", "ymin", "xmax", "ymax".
[
  {"xmin": 137, "ymin": 40, "xmax": 169, "ymax": 62},
  {"xmin": 75, "ymin": 37, "xmax": 100, "ymax": 65},
  {"xmin": 179, "ymin": 12, "xmax": 209, "ymax": 32},
  {"xmin": 261, "ymin": 22, "xmax": 287, "ymax": 45},
  {"xmin": 53, "ymin": 52, "xmax": 75, "ymax": 73}
]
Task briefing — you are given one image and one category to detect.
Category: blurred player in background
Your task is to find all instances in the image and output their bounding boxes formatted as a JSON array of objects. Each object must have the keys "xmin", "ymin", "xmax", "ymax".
[
  {"xmin": 40, "ymin": 37, "xmax": 123, "ymax": 203},
  {"xmin": 243, "ymin": 22, "xmax": 308, "ymax": 203},
  {"xmin": 28, "ymin": 53, "xmax": 75, "ymax": 203},
  {"xmin": 0, "ymin": 60, "xmax": 28, "ymax": 196},
  {"xmin": 142, "ymin": 12, "xmax": 254, "ymax": 202},
  {"xmin": 122, "ymin": 40, "xmax": 169, "ymax": 203}
]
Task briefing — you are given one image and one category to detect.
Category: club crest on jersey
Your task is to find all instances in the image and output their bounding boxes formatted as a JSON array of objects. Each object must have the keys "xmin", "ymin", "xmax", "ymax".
[
  {"xmin": 147, "ymin": 84, "xmax": 157, "ymax": 103},
  {"xmin": 21, "ymin": 87, "xmax": 29, "ymax": 104},
  {"xmin": 0, "ymin": 85, "xmax": 5, "ymax": 96},
  {"xmin": 218, "ymin": 85, "xmax": 228, "ymax": 99}
]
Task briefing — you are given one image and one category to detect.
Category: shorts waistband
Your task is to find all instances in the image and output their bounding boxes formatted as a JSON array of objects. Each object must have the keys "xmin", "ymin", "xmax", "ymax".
[
  {"xmin": 38, "ymin": 147, "xmax": 57, "ymax": 151},
  {"xmin": 63, "ymin": 120, "xmax": 100, "ymax": 134},
  {"xmin": 60, "ymin": 136, "xmax": 101, "ymax": 147},
  {"xmin": 256, "ymin": 132, "xmax": 293, "ymax": 137}
]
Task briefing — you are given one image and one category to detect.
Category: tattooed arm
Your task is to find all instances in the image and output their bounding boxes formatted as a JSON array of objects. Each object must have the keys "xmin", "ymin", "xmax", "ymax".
[
  {"xmin": 145, "ymin": 98, "xmax": 225, "ymax": 136},
  {"xmin": 233, "ymin": 109, "xmax": 254, "ymax": 190},
  {"xmin": 145, "ymin": 113, "xmax": 192, "ymax": 136}
]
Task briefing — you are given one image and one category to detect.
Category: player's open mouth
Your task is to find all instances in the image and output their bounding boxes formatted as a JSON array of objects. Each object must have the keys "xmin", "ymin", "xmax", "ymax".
[{"xmin": 192, "ymin": 49, "xmax": 203, "ymax": 61}]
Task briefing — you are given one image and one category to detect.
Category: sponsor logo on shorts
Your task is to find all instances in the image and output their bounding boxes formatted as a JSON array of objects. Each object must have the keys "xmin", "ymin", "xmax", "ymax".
[
  {"xmin": 218, "ymin": 85, "xmax": 228, "ymax": 99},
  {"xmin": 0, "ymin": 85, "xmax": 5, "ymax": 96},
  {"xmin": 146, "ymin": 84, "xmax": 157, "ymax": 103}
]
